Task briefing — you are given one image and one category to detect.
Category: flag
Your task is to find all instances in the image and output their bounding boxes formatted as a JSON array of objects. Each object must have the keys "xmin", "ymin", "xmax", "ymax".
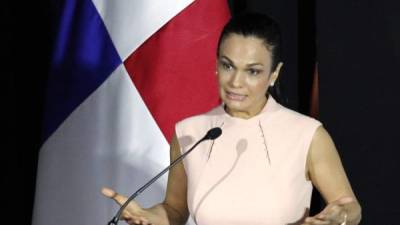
[{"xmin": 32, "ymin": 0, "xmax": 230, "ymax": 225}]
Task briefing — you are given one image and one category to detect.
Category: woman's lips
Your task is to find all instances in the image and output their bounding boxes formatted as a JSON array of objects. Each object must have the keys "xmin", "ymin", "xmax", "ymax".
[{"xmin": 226, "ymin": 91, "xmax": 246, "ymax": 101}]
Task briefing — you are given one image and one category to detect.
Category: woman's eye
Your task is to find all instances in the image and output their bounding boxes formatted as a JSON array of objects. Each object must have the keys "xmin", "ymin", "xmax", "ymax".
[
  {"xmin": 222, "ymin": 62, "xmax": 233, "ymax": 70},
  {"xmin": 248, "ymin": 68, "xmax": 261, "ymax": 76}
]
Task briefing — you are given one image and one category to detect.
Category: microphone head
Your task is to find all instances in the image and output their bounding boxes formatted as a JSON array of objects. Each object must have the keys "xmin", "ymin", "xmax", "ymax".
[{"xmin": 205, "ymin": 127, "xmax": 222, "ymax": 140}]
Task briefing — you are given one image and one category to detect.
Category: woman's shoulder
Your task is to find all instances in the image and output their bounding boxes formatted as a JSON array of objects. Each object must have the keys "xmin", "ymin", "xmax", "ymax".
[
  {"xmin": 272, "ymin": 101, "xmax": 321, "ymax": 128},
  {"xmin": 269, "ymin": 102, "xmax": 323, "ymax": 150}
]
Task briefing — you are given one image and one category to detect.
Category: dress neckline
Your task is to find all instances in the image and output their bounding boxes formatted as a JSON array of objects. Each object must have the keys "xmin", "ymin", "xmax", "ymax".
[{"xmin": 220, "ymin": 95, "xmax": 279, "ymax": 124}]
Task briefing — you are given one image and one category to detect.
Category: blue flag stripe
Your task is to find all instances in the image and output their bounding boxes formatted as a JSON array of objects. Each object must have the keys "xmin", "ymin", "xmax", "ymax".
[{"xmin": 42, "ymin": 0, "xmax": 122, "ymax": 142}]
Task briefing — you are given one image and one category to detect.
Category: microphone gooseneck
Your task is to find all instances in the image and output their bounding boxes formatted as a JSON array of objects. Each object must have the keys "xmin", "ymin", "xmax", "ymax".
[{"xmin": 107, "ymin": 127, "xmax": 222, "ymax": 225}]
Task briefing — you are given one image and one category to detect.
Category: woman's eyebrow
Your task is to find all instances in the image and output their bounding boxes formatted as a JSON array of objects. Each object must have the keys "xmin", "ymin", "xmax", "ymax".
[
  {"xmin": 246, "ymin": 62, "xmax": 264, "ymax": 67},
  {"xmin": 219, "ymin": 56, "xmax": 263, "ymax": 67},
  {"xmin": 219, "ymin": 55, "xmax": 233, "ymax": 63}
]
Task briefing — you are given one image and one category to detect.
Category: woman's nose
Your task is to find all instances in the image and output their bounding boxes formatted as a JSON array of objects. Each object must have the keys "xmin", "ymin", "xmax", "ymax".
[{"xmin": 229, "ymin": 71, "xmax": 243, "ymax": 88}]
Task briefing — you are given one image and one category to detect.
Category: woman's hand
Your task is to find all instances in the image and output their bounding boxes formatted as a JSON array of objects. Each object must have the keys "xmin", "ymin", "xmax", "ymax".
[
  {"xmin": 101, "ymin": 187, "xmax": 152, "ymax": 225},
  {"xmin": 301, "ymin": 197, "xmax": 354, "ymax": 225}
]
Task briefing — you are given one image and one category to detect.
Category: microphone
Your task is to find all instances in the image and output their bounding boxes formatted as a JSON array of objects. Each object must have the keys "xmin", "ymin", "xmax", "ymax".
[{"xmin": 107, "ymin": 127, "xmax": 222, "ymax": 225}]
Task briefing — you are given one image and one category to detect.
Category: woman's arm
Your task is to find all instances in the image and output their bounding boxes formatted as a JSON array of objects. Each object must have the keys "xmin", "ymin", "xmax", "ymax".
[
  {"xmin": 161, "ymin": 133, "xmax": 190, "ymax": 225},
  {"xmin": 304, "ymin": 126, "xmax": 362, "ymax": 225}
]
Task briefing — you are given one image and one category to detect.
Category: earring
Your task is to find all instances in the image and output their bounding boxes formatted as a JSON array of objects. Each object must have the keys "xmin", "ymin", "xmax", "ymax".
[{"xmin": 270, "ymin": 82, "xmax": 274, "ymax": 87}]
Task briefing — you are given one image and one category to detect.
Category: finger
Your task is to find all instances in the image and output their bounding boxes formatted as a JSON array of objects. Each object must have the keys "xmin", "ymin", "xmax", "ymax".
[
  {"xmin": 316, "ymin": 206, "xmax": 341, "ymax": 220},
  {"xmin": 122, "ymin": 211, "xmax": 146, "ymax": 222},
  {"xmin": 126, "ymin": 218, "xmax": 137, "ymax": 225},
  {"xmin": 121, "ymin": 211, "xmax": 134, "ymax": 220},
  {"xmin": 304, "ymin": 216, "xmax": 330, "ymax": 225},
  {"xmin": 129, "ymin": 216, "xmax": 150, "ymax": 225},
  {"xmin": 101, "ymin": 187, "xmax": 116, "ymax": 198},
  {"xmin": 139, "ymin": 217, "xmax": 150, "ymax": 225},
  {"xmin": 132, "ymin": 219, "xmax": 141, "ymax": 225},
  {"xmin": 101, "ymin": 187, "xmax": 128, "ymax": 205},
  {"xmin": 123, "ymin": 213, "xmax": 150, "ymax": 225},
  {"xmin": 317, "ymin": 206, "xmax": 347, "ymax": 224},
  {"xmin": 125, "ymin": 216, "xmax": 143, "ymax": 225}
]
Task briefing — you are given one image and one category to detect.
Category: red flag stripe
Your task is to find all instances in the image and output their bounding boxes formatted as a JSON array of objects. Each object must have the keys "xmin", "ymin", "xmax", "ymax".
[{"xmin": 124, "ymin": 0, "xmax": 230, "ymax": 142}]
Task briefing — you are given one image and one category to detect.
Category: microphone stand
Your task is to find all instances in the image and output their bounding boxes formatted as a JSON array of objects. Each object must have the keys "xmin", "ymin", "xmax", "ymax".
[{"xmin": 107, "ymin": 128, "xmax": 221, "ymax": 225}]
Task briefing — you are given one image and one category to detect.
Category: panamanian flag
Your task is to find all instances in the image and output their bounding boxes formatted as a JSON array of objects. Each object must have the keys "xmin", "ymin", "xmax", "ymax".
[{"xmin": 32, "ymin": 0, "xmax": 230, "ymax": 225}]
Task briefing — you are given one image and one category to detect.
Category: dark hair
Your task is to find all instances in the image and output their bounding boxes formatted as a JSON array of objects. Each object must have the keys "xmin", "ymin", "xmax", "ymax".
[
  {"xmin": 217, "ymin": 13, "xmax": 282, "ymax": 72},
  {"xmin": 217, "ymin": 13, "xmax": 287, "ymax": 104}
]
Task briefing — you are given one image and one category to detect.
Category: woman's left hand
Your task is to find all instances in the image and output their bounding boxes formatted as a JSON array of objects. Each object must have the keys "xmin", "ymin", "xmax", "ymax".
[{"xmin": 301, "ymin": 197, "xmax": 354, "ymax": 225}]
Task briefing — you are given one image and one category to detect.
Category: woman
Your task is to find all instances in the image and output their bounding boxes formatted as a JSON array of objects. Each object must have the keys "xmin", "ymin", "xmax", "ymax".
[{"xmin": 102, "ymin": 13, "xmax": 362, "ymax": 225}]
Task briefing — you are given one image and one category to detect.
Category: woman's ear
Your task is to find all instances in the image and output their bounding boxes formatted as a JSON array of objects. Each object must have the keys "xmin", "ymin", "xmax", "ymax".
[
  {"xmin": 270, "ymin": 62, "xmax": 283, "ymax": 86},
  {"xmin": 215, "ymin": 59, "xmax": 219, "ymax": 75}
]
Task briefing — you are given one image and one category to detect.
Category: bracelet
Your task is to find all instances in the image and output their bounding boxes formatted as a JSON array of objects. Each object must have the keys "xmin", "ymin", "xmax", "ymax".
[{"xmin": 340, "ymin": 212, "xmax": 348, "ymax": 225}]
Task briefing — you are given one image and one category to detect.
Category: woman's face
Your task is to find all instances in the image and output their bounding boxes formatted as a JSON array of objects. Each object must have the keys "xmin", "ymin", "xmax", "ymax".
[{"xmin": 217, "ymin": 34, "xmax": 282, "ymax": 118}]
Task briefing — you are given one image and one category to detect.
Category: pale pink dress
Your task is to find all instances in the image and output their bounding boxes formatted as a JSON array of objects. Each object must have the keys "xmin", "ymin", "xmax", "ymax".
[{"xmin": 175, "ymin": 96, "xmax": 321, "ymax": 225}]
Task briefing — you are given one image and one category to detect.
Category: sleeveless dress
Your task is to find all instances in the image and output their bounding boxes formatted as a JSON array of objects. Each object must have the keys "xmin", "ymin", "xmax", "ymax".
[{"xmin": 175, "ymin": 96, "xmax": 321, "ymax": 225}]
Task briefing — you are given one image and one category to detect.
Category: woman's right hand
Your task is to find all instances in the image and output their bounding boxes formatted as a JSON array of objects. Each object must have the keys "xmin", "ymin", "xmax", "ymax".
[{"xmin": 101, "ymin": 187, "xmax": 152, "ymax": 225}]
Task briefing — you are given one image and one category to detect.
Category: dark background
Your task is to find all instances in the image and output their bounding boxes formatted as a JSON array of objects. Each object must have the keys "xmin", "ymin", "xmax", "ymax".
[{"xmin": 4, "ymin": 0, "xmax": 400, "ymax": 224}]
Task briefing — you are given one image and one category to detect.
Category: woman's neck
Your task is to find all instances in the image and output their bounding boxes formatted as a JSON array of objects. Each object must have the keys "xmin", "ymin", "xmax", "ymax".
[{"xmin": 225, "ymin": 96, "xmax": 268, "ymax": 119}]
